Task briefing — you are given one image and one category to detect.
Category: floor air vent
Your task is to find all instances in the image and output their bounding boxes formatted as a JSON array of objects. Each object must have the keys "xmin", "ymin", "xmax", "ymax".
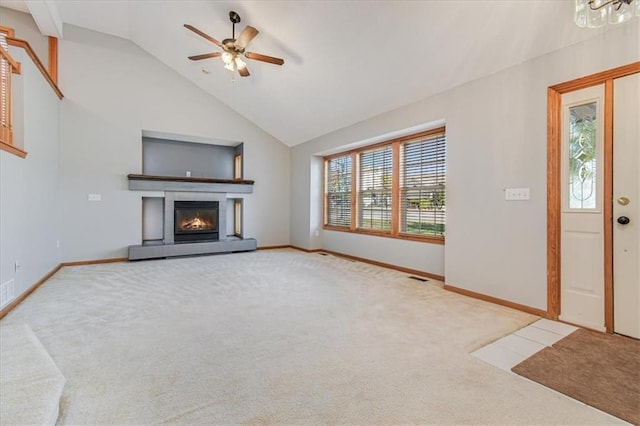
[{"xmin": 408, "ymin": 276, "xmax": 428, "ymax": 282}]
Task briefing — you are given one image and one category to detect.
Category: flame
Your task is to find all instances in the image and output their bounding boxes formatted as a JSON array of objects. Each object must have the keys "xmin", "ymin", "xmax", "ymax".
[{"xmin": 180, "ymin": 215, "xmax": 214, "ymax": 230}]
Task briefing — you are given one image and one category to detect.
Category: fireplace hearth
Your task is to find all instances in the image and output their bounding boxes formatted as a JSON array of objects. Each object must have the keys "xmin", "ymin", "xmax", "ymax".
[{"xmin": 174, "ymin": 201, "xmax": 219, "ymax": 242}]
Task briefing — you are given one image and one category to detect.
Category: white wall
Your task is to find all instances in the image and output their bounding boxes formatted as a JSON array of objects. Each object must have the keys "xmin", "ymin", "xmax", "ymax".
[
  {"xmin": 290, "ymin": 21, "xmax": 639, "ymax": 310},
  {"xmin": 0, "ymin": 47, "xmax": 61, "ymax": 306},
  {"xmin": 58, "ymin": 25, "xmax": 290, "ymax": 261},
  {"xmin": 0, "ymin": 7, "xmax": 49, "ymax": 63},
  {"xmin": 288, "ymin": 149, "xmax": 445, "ymax": 276}
]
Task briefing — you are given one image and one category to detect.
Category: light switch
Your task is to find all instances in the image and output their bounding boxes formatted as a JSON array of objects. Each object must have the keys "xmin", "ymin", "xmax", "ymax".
[
  {"xmin": 88, "ymin": 194, "xmax": 102, "ymax": 201},
  {"xmin": 505, "ymin": 188, "xmax": 530, "ymax": 201}
]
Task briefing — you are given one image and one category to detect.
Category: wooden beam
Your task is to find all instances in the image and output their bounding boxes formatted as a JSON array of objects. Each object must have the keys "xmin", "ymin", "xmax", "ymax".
[
  {"xmin": 6, "ymin": 37, "xmax": 63, "ymax": 99},
  {"xmin": 444, "ymin": 283, "xmax": 548, "ymax": 318},
  {"xmin": 60, "ymin": 258, "xmax": 127, "ymax": 267},
  {"xmin": 547, "ymin": 87, "xmax": 561, "ymax": 320},
  {"xmin": 320, "ymin": 248, "xmax": 445, "ymax": 282},
  {"xmin": 0, "ymin": 26, "xmax": 15, "ymax": 37},
  {"xmin": 0, "ymin": 141, "xmax": 27, "ymax": 158},
  {"xmin": 0, "ymin": 43, "xmax": 21, "ymax": 73},
  {"xmin": 0, "ymin": 265, "xmax": 61, "ymax": 320},
  {"xmin": 603, "ymin": 78, "xmax": 614, "ymax": 333},
  {"xmin": 48, "ymin": 36, "xmax": 57, "ymax": 84},
  {"xmin": 550, "ymin": 62, "xmax": 640, "ymax": 94}
]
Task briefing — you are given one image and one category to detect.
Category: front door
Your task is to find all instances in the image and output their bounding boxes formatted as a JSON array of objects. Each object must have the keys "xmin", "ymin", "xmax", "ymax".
[
  {"xmin": 558, "ymin": 72, "xmax": 639, "ymax": 337},
  {"xmin": 613, "ymin": 73, "xmax": 640, "ymax": 339},
  {"xmin": 560, "ymin": 85, "xmax": 606, "ymax": 331}
]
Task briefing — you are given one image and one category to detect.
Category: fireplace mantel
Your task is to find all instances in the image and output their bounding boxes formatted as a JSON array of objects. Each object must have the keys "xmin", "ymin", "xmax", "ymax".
[
  {"xmin": 127, "ymin": 187, "xmax": 257, "ymax": 260},
  {"xmin": 127, "ymin": 174, "xmax": 254, "ymax": 193}
]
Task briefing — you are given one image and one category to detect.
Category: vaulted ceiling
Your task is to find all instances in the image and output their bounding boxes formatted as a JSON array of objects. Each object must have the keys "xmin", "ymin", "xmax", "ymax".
[{"xmin": 0, "ymin": 0, "xmax": 619, "ymax": 146}]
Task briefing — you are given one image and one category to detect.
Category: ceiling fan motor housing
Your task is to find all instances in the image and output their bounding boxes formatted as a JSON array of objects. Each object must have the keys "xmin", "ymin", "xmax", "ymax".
[{"xmin": 222, "ymin": 39, "xmax": 242, "ymax": 53}]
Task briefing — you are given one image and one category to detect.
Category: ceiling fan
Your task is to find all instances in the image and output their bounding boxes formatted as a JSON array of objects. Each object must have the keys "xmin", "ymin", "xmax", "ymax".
[{"xmin": 184, "ymin": 11, "xmax": 284, "ymax": 78}]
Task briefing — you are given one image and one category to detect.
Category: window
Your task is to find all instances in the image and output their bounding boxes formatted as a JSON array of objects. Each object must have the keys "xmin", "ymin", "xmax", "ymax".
[
  {"xmin": 359, "ymin": 146, "xmax": 392, "ymax": 231},
  {"xmin": 325, "ymin": 154, "xmax": 352, "ymax": 228},
  {"xmin": 0, "ymin": 26, "xmax": 23, "ymax": 157},
  {"xmin": 400, "ymin": 133, "xmax": 446, "ymax": 237},
  {"xmin": 568, "ymin": 102, "xmax": 598, "ymax": 209},
  {"xmin": 324, "ymin": 127, "xmax": 446, "ymax": 243},
  {"xmin": 0, "ymin": 29, "xmax": 13, "ymax": 146}
]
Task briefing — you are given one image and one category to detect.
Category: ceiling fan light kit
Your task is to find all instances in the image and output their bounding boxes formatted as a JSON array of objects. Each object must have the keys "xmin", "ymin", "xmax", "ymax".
[{"xmin": 185, "ymin": 10, "xmax": 284, "ymax": 78}]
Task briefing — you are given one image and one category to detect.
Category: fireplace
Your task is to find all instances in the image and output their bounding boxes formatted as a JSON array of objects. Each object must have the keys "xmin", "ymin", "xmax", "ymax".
[{"xmin": 174, "ymin": 201, "xmax": 219, "ymax": 242}]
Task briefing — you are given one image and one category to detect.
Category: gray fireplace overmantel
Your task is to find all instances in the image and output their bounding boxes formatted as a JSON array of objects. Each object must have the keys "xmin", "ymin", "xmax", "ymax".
[{"xmin": 127, "ymin": 174, "xmax": 254, "ymax": 193}]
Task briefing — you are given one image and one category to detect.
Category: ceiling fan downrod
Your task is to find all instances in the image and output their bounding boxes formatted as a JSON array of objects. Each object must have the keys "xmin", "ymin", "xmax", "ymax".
[{"xmin": 229, "ymin": 11, "xmax": 241, "ymax": 39}]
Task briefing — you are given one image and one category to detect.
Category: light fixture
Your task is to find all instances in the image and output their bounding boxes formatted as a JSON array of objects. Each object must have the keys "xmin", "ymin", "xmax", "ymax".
[
  {"xmin": 221, "ymin": 51, "xmax": 234, "ymax": 65},
  {"xmin": 220, "ymin": 51, "xmax": 246, "ymax": 72},
  {"xmin": 575, "ymin": 0, "xmax": 639, "ymax": 28},
  {"xmin": 234, "ymin": 56, "xmax": 247, "ymax": 70}
]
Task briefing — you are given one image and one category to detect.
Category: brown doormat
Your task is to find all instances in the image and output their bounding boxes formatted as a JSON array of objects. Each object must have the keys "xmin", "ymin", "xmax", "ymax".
[{"xmin": 512, "ymin": 328, "xmax": 640, "ymax": 424}]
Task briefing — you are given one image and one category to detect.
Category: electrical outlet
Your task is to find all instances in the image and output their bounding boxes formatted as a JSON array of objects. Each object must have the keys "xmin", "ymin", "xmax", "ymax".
[
  {"xmin": 505, "ymin": 187, "xmax": 530, "ymax": 201},
  {"xmin": 0, "ymin": 279, "xmax": 15, "ymax": 307},
  {"xmin": 88, "ymin": 193, "xmax": 102, "ymax": 201},
  {"xmin": 14, "ymin": 261, "xmax": 20, "ymax": 272}
]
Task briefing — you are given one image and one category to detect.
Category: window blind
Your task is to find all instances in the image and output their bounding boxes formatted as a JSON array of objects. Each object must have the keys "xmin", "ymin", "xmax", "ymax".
[
  {"xmin": 400, "ymin": 133, "xmax": 446, "ymax": 236},
  {"xmin": 325, "ymin": 155, "xmax": 352, "ymax": 227},
  {"xmin": 0, "ymin": 32, "xmax": 9, "ymax": 130},
  {"xmin": 358, "ymin": 146, "xmax": 393, "ymax": 231},
  {"xmin": 323, "ymin": 127, "xmax": 446, "ymax": 241}
]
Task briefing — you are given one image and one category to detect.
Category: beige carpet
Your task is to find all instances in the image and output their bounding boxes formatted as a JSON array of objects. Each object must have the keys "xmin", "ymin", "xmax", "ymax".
[
  {"xmin": 0, "ymin": 324, "xmax": 65, "ymax": 425},
  {"xmin": 0, "ymin": 249, "xmax": 625, "ymax": 424},
  {"xmin": 512, "ymin": 328, "xmax": 640, "ymax": 424}
]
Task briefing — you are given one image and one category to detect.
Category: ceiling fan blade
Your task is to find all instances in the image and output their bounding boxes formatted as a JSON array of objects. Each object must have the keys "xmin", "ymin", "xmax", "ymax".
[
  {"xmin": 238, "ymin": 66, "xmax": 250, "ymax": 77},
  {"xmin": 244, "ymin": 52, "xmax": 284, "ymax": 66},
  {"xmin": 235, "ymin": 26, "xmax": 259, "ymax": 50},
  {"xmin": 184, "ymin": 24, "xmax": 223, "ymax": 48},
  {"xmin": 188, "ymin": 52, "xmax": 222, "ymax": 61}
]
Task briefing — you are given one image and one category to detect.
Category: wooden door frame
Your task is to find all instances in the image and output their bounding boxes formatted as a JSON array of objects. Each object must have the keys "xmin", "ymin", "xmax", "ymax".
[{"xmin": 547, "ymin": 62, "xmax": 640, "ymax": 332}]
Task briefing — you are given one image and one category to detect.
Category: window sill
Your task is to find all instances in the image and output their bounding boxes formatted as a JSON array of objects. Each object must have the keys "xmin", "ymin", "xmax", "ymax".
[
  {"xmin": 323, "ymin": 225, "xmax": 444, "ymax": 245},
  {"xmin": 0, "ymin": 141, "xmax": 27, "ymax": 158}
]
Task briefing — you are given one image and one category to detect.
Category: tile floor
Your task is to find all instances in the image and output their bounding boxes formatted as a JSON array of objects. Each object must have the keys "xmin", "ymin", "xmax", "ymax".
[
  {"xmin": 472, "ymin": 318, "xmax": 578, "ymax": 371},
  {"xmin": 472, "ymin": 318, "xmax": 630, "ymax": 424}
]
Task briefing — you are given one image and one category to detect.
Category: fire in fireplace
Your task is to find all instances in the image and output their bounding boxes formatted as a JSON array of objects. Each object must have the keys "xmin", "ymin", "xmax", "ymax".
[{"xmin": 174, "ymin": 201, "xmax": 219, "ymax": 242}]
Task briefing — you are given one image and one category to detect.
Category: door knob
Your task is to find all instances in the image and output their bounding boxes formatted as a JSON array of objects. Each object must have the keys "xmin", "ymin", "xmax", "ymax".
[{"xmin": 617, "ymin": 216, "xmax": 630, "ymax": 225}]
